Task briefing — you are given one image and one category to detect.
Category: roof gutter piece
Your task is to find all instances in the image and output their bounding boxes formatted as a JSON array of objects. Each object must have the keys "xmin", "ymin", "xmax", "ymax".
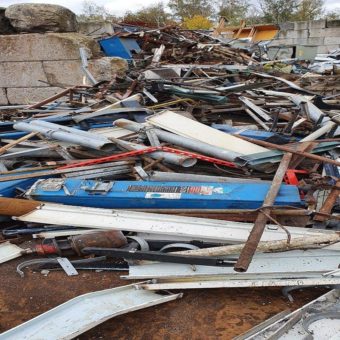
[
  {"xmin": 13, "ymin": 121, "xmax": 115, "ymax": 151},
  {"xmin": 0, "ymin": 284, "xmax": 182, "ymax": 340},
  {"xmin": 115, "ymin": 118, "xmax": 241, "ymax": 162},
  {"xmin": 114, "ymin": 139, "xmax": 197, "ymax": 167}
]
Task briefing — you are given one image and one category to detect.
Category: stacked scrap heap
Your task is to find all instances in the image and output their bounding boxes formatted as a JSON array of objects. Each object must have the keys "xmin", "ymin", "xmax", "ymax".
[{"xmin": 0, "ymin": 3, "xmax": 340, "ymax": 339}]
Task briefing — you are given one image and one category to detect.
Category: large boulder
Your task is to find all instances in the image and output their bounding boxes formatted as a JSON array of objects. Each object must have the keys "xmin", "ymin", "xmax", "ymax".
[
  {"xmin": 0, "ymin": 7, "xmax": 14, "ymax": 34},
  {"xmin": 5, "ymin": 3, "xmax": 78, "ymax": 33}
]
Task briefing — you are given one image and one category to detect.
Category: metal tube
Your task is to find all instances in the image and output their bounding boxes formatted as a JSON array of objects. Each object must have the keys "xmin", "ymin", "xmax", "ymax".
[
  {"xmin": 300, "ymin": 121, "xmax": 337, "ymax": 142},
  {"xmin": 14, "ymin": 121, "xmax": 115, "ymax": 151},
  {"xmin": 29, "ymin": 120, "xmax": 109, "ymax": 141},
  {"xmin": 114, "ymin": 119, "xmax": 240, "ymax": 161},
  {"xmin": 115, "ymin": 139, "xmax": 197, "ymax": 167}
]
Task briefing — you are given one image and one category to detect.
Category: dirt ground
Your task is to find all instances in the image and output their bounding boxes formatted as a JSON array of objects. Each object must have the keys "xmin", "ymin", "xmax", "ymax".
[{"xmin": 0, "ymin": 257, "xmax": 326, "ymax": 340}]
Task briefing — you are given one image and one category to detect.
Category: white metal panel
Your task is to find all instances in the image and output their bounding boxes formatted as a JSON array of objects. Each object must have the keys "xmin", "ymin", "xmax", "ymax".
[
  {"xmin": 141, "ymin": 277, "xmax": 340, "ymax": 290},
  {"xmin": 14, "ymin": 203, "xmax": 333, "ymax": 243},
  {"xmin": 89, "ymin": 126, "xmax": 135, "ymax": 139},
  {"xmin": 0, "ymin": 284, "xmax": 182, "ymax": 340},
  {"xmin": 125, "ymin": 249, "xmax": 340, "ymax": 279},
  {"xmin": 147, "ymin": 111, "xmax": 268, "ymax": 155}
]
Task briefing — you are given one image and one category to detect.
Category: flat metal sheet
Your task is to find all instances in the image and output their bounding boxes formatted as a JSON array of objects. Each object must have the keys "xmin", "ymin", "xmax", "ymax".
[{"xmin": 148, "ymin": 111, "xmax": 268, "ymax": 156}]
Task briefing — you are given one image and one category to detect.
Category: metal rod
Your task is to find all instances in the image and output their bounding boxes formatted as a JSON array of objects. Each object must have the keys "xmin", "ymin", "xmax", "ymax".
[
  {"xmin": 82, "ymin": 247, "xmax": 236, "ymax": 267},
  {"xmin": 235, "ymin": 135, "xmax": 340, "ymax": 167},
  {"xmin": 57, "ymin": 146, "xmax": 237, "ymax": 170}
]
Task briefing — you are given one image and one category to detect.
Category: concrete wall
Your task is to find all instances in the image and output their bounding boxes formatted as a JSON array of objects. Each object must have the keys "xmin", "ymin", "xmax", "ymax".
[
  {"xmin": 78, "ymin": 20, "xmax": 114, "ymax": 38},
  {"xmin": 270, "ymin": 20, "xmax": 340, "ymax": 54},
  {"xmin": 0, "ymin": 32, "xmax": 128, "ymax": 105}
]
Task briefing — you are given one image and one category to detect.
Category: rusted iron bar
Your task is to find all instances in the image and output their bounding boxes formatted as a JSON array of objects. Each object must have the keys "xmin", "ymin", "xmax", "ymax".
[
  {"xmin": 234, "ymin": 152, "xmax": 293, "ymax": 272},
  {"xmin": 235, "ymin": 135, "xmax": 340, "ymax": 167},
  {"xmin": 27, "ymin": 85, "xmax": 90, "ymax": 109},
  {"xmin": 289, "ymin": 141, "xmax": 316, "ymax": 169},
  {"xmin": 314, "ymin": 179, "xmax": 340, "ymax": 222}
]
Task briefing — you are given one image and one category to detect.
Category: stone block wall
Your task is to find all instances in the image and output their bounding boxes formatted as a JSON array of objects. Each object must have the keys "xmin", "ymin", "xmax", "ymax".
[
  {"xmin": 270, "ymin": 20, "xmax": 340, "ymax": 54},
  {"xmin": 0, "ymin": 33, "xmax": 128, "ymax": 105}
]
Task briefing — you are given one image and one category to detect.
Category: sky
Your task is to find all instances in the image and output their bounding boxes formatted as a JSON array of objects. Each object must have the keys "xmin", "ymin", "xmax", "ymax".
[{"xmin": 0, "ymin": 0, "xmax": 339, "ymax": 16}]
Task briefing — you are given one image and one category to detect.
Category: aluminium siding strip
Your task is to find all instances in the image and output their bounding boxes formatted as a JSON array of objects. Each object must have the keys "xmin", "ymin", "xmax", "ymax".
[{"xmin": 0, "ymin": 284, "xmax": 182, "ymax": 340}]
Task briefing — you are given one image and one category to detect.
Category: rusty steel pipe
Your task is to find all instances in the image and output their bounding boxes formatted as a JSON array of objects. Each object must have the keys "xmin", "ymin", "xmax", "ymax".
[{"xmin": 69, "ymin": 230, "xmax": 127, "ymax": 256}]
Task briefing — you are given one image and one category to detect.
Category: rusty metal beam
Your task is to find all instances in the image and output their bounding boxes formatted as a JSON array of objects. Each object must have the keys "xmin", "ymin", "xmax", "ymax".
[
  {"xmin": 234, "ymin": 135, "xmax": 340, "ymax": 167},
  {"xmin": 27, "ymin": 86, "xmax": 90, "ymax": 109},
  {"xmin": 314, "ymin": 179, "xmax": 340, "ymax": 222},
  {"xmin": 234, "ymin": 152, "xmax": 294, "ymax": 272}
]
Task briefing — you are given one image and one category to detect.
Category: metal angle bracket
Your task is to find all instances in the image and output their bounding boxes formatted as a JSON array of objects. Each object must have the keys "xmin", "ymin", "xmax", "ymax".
[{"xmin": 56, "ymin": 257, "xmax": 78, "ymax": 276}]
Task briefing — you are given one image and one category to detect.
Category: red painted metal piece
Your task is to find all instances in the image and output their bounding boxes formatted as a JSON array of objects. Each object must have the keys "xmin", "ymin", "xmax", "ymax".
[
  {"xmin": 284, "ymin": 169, "xmax": 308, "ymax": 200},
  {"xmin": 58, "ymin": 146, "xmax": 237, "ymax": 170},
  {"xmin": 284, "ymin": 169, "xmax": 308, "ymax": 185}
]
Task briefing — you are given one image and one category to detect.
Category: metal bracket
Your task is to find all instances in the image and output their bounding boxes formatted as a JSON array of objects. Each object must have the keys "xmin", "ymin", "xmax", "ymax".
[
  {"xmin": 82, "ymin": 181, "xmax": 113, "ymax": 194},
  {"xmin": 57, "ymin": 257, "xmax": 78, "ymax": 276}
]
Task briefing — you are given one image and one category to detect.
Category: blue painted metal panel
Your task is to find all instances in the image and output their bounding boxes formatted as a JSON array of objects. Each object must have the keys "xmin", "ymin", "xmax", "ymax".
[
  {"xmin": 212, "ymin": 124, "xmax": 299, "ymax": 144},
  {"xmin": 0, "ymin": 178, "xmax": 38, "ymax": 198},
  {"xmin": 28, "ymin": 179, "xmax": 302, "ymax": 210},
  {"xmin": 0, "ymin": 170, "xmax": 55, "ymax": 198},
  {"xmin": 99, "ymin": 36, "xmax": 141, "ymax": 59}
]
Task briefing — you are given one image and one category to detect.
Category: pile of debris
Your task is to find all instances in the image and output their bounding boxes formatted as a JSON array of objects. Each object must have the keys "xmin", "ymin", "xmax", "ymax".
[{"xmin": 0, "ymin": 4, "xmax": 340, "ymax": 339}]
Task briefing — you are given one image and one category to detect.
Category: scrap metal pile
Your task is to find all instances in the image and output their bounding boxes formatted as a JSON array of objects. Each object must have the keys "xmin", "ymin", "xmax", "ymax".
[{"xmin": 1, "ymin": 25, "xmax": 340, "ymax": 339}]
